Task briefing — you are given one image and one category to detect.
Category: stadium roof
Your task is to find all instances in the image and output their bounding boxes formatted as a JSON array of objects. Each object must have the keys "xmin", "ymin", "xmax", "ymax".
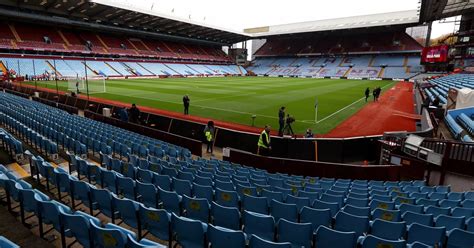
[
  {"xmin": 0, "ymin": 0, "xmax": 250, "ymax": 45},
  {"xmin": 0, "ymin": 0, "xmax": 471, "ymax": 45},
  {"xmin": 420, "ymin": 0, "xmax": 474, "ymax": 22},
  {"xmin": 243, "ymin": 10, "xmax": 420, "ymax": 37}
]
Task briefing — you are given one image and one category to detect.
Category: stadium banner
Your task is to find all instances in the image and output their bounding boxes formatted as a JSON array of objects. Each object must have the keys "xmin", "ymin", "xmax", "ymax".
[
  {"xmin": 330, "ymin": 77, "xmax": 340, "ymax": 79},
  {"xmin": 369, "ymin": 77, "xmax": 383, "ymax": 81},
  {"xmin": 421, "ymin": 45, "xmax": 449, "ymax": 64},
  {"xmin": 347, "ymin": 77, "xmax": 363, "ymax": 80}
]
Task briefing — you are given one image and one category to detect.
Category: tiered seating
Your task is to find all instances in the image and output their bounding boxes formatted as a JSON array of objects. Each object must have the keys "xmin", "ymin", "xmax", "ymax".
[
  {"xmin": 100, "ymin": 34, "xmax": 137, "ymax": 56},
  {"xmin": 2, "ymin": 92, "xmax": 474, "ymax": 247},
  {"xmin": 423, "ymin": 74, "xmax": 474, "ymax": 107},
  {"xmin": 445, "ymin": 114, "xmax": 464, "ymax": 139},
  {"xmin": 13, "ymin": 23, "xmax": 65, "ymax": 51},
  {"xmin": 0, "ymin": 160, "xmax": 165, "ymax": 247},
  {"xmin": 60, "ymin": 30, "xmax": 87, "ymax": 53},
  {"xmin": 384, "ymin": 67, "xmax": 418, "ymax": 79},
  {"xmin": 138, "ymin": 62, "xmax": 175, "ymax": 76},
  {"xmin": 83, "ymin": 60, "xmax": 120, "ymax": 77},
  {"xmin": 248, "ymin": 55, "xmax": 420, "ymax": 79},
  {"xmin": 0, "ymin": 58, "xmax": 52, "ymax": 78},
  {"xmin": 0, "ymin": 57, "xmax": 245, "ymax": 78},
  {"xmin": 128, "ymin": 38, "xmax": 156, "ymax": 56},
  {"xmin": 0, "ymin": 21, "xmax": 231, "ymax": 63},
  {"xmin": 443, "ymin": 104, "xmax": 474, "ymax": 142},
  {"xmin": 255, "ymin": 32, "xmax": 422, "ymax": 56},
  {"xmin": 0, "ymin": 128, "xmax": 23, "ymax": 160},
  {"xmin": 457, "ymin": 113, "xmax": 474, "ymax": 136}
]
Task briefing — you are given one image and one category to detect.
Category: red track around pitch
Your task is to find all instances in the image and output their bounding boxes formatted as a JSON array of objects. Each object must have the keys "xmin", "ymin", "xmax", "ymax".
[{"xmin": 323, "ymin": 82, "xmax": 417, "ymax": 138}]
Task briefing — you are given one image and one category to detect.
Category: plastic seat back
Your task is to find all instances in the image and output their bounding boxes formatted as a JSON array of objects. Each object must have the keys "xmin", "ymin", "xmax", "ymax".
[
  {"xmin": 314, "ymin": 225, "xmax": 357, "ymax": 248},
  {"xmin": 243, "ymin": 210, "xmax": 275, "ymax": 241}
]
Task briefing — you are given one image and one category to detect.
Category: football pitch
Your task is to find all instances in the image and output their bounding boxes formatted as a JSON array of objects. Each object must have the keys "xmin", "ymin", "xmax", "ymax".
[{"xmin": 26, "ymin": 77, "xmax": 395, "ymax": 134}]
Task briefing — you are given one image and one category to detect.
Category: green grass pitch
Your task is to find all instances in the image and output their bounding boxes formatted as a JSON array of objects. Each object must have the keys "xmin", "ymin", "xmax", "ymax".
[{"xmin": 26, "ymin": 77, "xmax": 395, "ymax": 134}]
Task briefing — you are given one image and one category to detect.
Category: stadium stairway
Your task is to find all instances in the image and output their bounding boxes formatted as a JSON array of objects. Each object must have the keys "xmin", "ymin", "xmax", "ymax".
[
  {"xmin": 0, "ymin": 61, "xmax": 7, "ymax": 74},
  {"xmin": 8, "ymin": 24, "xmax": 21, "ymax": 42},
  {"xmin": 0, "ymin": 204, "xmax": 54, "ymax": 247},
  {"xmin": 378, "ymin": 67, "xmax": 385, "ymax": 78}
]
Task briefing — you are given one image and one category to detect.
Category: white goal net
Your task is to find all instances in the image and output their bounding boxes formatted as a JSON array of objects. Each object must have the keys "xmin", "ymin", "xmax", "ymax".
[{"xmin": 67, "ymin": 75, "xmax": 106, "ymax": 94}]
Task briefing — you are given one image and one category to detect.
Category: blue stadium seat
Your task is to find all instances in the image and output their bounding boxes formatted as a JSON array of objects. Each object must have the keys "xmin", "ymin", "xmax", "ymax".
[
  {"xmin": 359, "ymin": 235, "xmax": 406, "ymax": 248},
  {"xmin": 60, "ymin": 210, "xmax": 100, "ymax": 248},
  {"xmin": 342, "ymin": 204, "xmax": 371, "ymax": 217},
  {"xmin": 126, "ymin": 233, "xmax": 166, "ymax": 248},
  {"xmin": 369, "ymin": 219, "xmax": 406, "ymax": 240},
  {"xmin": 242, "ymin": 194, "xmax": 269, "ymax": 214},
  {"xmin": 136, "ymin": 181, "xmax": 158, "ymax": 208},
  {"xmin": 113, "ymin": 195, "xmax": 140, "ymax": 230},
  {"xmin": 243, "ymin": 210, "xmax": 275, "ymax": 241},
  {"xmin": 425, "ymin": 206, "xmax": 450, "ymax": 218},
  {"xmin": 261, "ymin": 189, "xmax": 284, "ymax": 205},
  {"xmin": 406, "ymin": 223, "xmax": 446, "ymax": 248},
  {"xmin": 173, "ymin": 177, "xmax": 193, "ymax": 197},
  {"xmin": 345, "ymin": 196, "xmax": 369, "ymax": 207},
  {"xmin": 371, "ymin": 208, "xmax": 401, "ymax": 222},
  {"xmin": 277, "ymin": 219, "xmax": 312, "ymax": 248},
  {"xmin": 171, "ymin": 213, "xmax": 208, "ymax": 248},
  {"xmin": 90, "ymin": 221, "xmax": 134, "ymax": 248},
  {"xmin": 446, "ymin": 228, "xmax": 474, "ymax": 248},
  {"xmin": 335, "ymin": 211, "xmax": 369, "ymax": 237},
  {"xmin": 138, "ymin": 205, "xmax": 171, "ymax": 245},
  {"xmin": 313, "ymin": 199, "xmax": 339, "ymax": 217},
  {"xmin": 314, "ymin": 225, "xmax": 357, "ymax": 248},
  {"xmin": 91, "ymin": 187, "xmax": 119, "ymax": 223},
  {"xmin": 211, "ymin": 202, "xmax": 240, "ymax": 231},
  {"xmin": 215, "ymin": 188, "xmax": 239, "ymax": 208},
  {"xmin": 300, "ymin": 206, "xmax": 332, "ymax": 232},
  {"xmin": 399, "ymin": 203, "xmax": 424, "ymax": 215},
  {"xmin": 248, "ymin": 235, "xmax": 291, "ymax": 248},
  {"xmin": 208, "ymin": 225, "xmax": 246, "ymax": 248},
  {"xmin": 402, "ymin": 211, "xmax": 434, "ymax": 226},
  {"xmin": 158, "ymin": 187, "xmax": 182, "ymax": 215},
  {"xmin": 182, "ymin": 195, "xmax": 210, "ymax": 223},
  {"xmin": 435, "ymin": 215, "xmax": 464, "ymax": 232},
  {"xmin": 270, "ymin": 199, "xmax": 298, "ymax": 223}
]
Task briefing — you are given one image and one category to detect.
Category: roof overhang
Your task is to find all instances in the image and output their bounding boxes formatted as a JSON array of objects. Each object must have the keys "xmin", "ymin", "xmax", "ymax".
[
  {"xmin": 419, "ymin": 0, "xmax": 474, "ymax": 23},
  {"xmin": 244, "ymin": 10, "xmax": 420, "ymax": 37},
  {"xmin": 0, "ymin": 0, "xmax": 250, "ymax": 45}
]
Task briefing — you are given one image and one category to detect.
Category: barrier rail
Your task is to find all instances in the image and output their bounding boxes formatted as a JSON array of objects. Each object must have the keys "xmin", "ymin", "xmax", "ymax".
[{"xmin": 223, "ymin": 148, "xmax": 425, "ymax": 181}]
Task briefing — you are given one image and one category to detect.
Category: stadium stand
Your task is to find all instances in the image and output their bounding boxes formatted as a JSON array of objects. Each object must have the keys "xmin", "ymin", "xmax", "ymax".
[
  {"xmin": 1, "ymin": 91, "xmax": 474, "ymax": 248},
  {"xmin": 0, "ymin": 57, "xmax": 247, "ymax": 78},
  {"xmin": 443, "ymin": 105, "xmax": 474, "ymax": 143},
  {"xmin": 0, "ymin": 21, "xmax": 231, "ymax": 64},
  {"xmin": 247, "ymin": 31, "xmax": 423, "ymax": 79}
]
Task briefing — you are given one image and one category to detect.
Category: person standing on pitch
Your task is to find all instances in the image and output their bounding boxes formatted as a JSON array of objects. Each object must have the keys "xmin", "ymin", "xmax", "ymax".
[
  {"xmin": 372, "ymin": 88, "xmax": 377, "ymax": 102},
  {"xmin": 278, "ymin": 106, "xmax": 286, "ymax": 136},
  {"xmin": 183, "ymin": 94, "xmax": 190, "ymax": 115},
  {"xmin": 365, "ymin": 87, "xmax": 370, "ymax": 102},
  {"xmin": 375, "ymin": 87, "xmax": 381, "ymax": 101},
  {"xmin": 204, "ymin": 121, "xmax": 215, "ymax": 154},
  {"xmin": 257, "ymin": 125, "xmax": 272, "ymax": 156}
]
